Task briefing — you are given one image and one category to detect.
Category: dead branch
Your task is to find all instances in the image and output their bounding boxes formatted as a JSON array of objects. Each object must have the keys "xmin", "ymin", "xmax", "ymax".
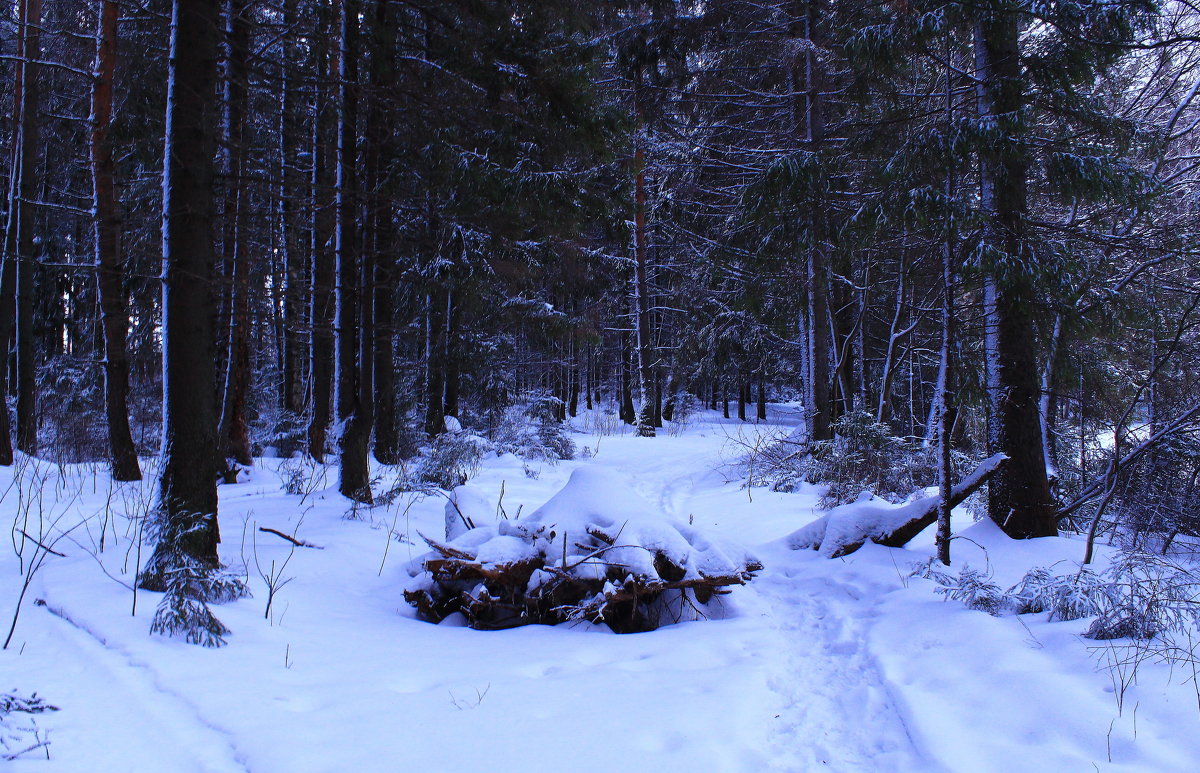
[{"xmin": 258, "ymin": 527, "xmax": 322, "ymax": 549}]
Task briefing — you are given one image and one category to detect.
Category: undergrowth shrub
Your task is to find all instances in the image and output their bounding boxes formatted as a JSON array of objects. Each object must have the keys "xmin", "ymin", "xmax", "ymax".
[
  {"xmin": 417, "ymin": 430, "xmax": 489, "ymax": 489},
  {"xmin": 1, "ymin": 691, "xmax": 56, "ymax": 761},
  {"xmin": 912, "ymin": 563, "xmax": 1007, "ymax": 614},
  {"xmin": 492, "ymin": 397, "xmax": 575, "ymax": 464},
  {"xmin": 1111, "ymin": 435, "xmax": 1200, "ymax": 554},
  {"xmin": 251, "ymin": 405, "xmax": 306, "ymax": 459},
  {"xmin": 1006, "ymin": 566, "xmax": 1107, "ymax": 621},
  {"xmin": 1084, "ymin": 552, "xmax": 1200, "ymax": 640},
  {"xmin": 912, "ymin": 552, "xmax": 1200, "ymax": 642},
  {"xmin": 753, "ymin": 411, "xmax": 970, "ymax": 508}
]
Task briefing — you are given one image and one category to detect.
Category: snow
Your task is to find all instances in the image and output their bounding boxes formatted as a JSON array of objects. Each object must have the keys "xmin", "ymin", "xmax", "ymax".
[
  {"xmin": 443, "ymin": 484, "xmax": 497, "ymax": 540},
  {"xmin": 3, "ymin": 409, "xmax": 1200, "ymax": 771}
]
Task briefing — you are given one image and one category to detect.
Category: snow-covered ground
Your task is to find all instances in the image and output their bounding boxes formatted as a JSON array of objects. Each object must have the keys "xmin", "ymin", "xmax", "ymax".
[{"xmin": 3, "ymin": 408, "xmax": 1199, "ymax": 772}]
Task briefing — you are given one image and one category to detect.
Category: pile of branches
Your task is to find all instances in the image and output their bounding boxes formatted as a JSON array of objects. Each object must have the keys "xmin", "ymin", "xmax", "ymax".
[
  {"xmin": 405, "ymin": 524, "xmax": 760, "ymax": 633},
  {"xmin": 405, "ymin": 468, "xmax": 761, "ymax": 633}
]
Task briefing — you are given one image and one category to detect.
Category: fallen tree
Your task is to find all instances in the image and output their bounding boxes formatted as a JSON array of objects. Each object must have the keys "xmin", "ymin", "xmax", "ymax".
[{"xmin": 786, "ymin": 454, "xmax": 1007, "ymax": 558}]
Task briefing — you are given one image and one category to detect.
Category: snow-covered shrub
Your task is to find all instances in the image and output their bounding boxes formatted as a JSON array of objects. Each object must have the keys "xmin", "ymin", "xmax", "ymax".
[
  {"xmin": 417, "ymin": 430, "xmax": 489, "ymax": 489},
  {"xmin": 405, "ymin": 467, "xmax": 761, "ymax": 633},
  {"xmin": 491, "ymin": 397, "xmax": 575, "ymax": 464},
  {"xmin": 1083, "ymin": 552, "xmax": 1200, "ymax": 641},
  {"xmin": 1, "ymin": 691, "xmax": 55, "ymax": 761},
  {"xmin": 914, "ymin": 552, "xmax": 1200, "ymax": 641},
  {"xmin": 1111, "ymin": 435, "xmax": 1200, "ymax": 553},
  {"xmin": 36, "ymin": 357, "xmax": 108, "ymax": 463},
  {"xmin": 912, "ymin": 562, "xmax": 1007, "ymax": 615},
  {"xmin": 149, "ymin": 567, "xmax": 235, "ymax": 648},
  {"xmin": 277, "ymin": 454, "xmax": 329, "ymax": 499},
  {"xmin": 1006, "ymin": 566, "xmax": 1108, "ymax": 621},
  {"xmin": 752, "ymin": 412, "xmax": 969, "ymax": 507},
  {"xmin": 251, "ymin": 405, "xmax": 306, "ymax": 459}
]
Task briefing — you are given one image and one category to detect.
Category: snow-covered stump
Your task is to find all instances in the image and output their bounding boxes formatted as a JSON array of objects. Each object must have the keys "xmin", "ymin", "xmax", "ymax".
[
  {"xmin": 787, "ymin": 454, "xmax": 1007, "ymax": 558},
  {"xmin": 405, "ymin": 467, "xmax": 762, "ymax": 633}
]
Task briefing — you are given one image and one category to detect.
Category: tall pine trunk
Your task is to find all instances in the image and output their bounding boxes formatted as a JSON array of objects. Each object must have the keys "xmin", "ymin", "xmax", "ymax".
[
  {"xmin": 12, "ymin": 0, "xmax": 42, "ymax": 455},
  {"xmin": 335, "ymin": 0, "xmax": 371, "ymax": 502},
  {"xmin": 278, "ymin": 2, "xmax": 307, "ymax": 418},
  {"xmin": 308, "ymin": 3, "xmax": 336, "ymax": 462},
  {"xmin": 90, "ymin": 0, "xmax": 141, "ymax": 481},
  {"xmin": 0, "ymin": 0, "xmax": 42, "ymax": 465},
  {"xmin": 423, "ymin": 286, "xmax": 447, "ymax": 436},
  {"xmin": 146, "ymin": 0, "xmax": 223, "ymax": 585},
  {"xmin": 632, "ymin": 130, "xmax": 656, "ymax": 438},
  {"xmin": 367, "ymin": 0, "xmax": 397, "ymax": 464},
  {"xmin": 975, "ymin": 4, "xmax": 1056, "ymax": 538},
  {"xmin": 217, "ymin": 0, "xmax": 253, "ymax": 468},
  {"xmin": 794, "ymin": 1, "xmax": 831, "ymax": 442}
]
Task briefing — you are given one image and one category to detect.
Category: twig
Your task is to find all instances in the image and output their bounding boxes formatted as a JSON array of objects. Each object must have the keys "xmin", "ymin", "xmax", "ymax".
[
  {"xmin": 16, "ymin": 529, "xmax": 66, "ymax": 557},
  {"xmin": 258, "ymin": 527, "xmax": 322, "ymax": 549}
]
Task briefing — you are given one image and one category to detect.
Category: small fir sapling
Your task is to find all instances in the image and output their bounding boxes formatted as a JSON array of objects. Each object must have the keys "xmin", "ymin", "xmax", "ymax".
[
  {"xmin": 141, "ymin": 510, "xmax": 248, "ymax": 648},
  {"xmin": 1, "ymin": 691, "xmax": 56, "ymax": 761}
]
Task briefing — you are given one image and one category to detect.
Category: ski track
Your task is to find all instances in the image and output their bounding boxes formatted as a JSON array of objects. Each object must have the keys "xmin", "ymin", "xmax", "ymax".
[
  {"xmin": 601, "ymin": 432, "xmax": 928, "ymax": 772},
  {"xmin": 34, "ymin": 596, "xmax": 252, "ymax": 773}
]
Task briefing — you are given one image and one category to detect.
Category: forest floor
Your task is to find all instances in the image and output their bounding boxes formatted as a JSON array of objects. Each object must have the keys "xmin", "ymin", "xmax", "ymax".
[{"xmin": 3, "ymin": 407, "xmax": 1199, "ymax": 772}]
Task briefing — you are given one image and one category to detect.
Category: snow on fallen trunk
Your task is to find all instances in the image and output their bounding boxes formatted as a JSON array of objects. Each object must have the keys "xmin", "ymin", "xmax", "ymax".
[
  {"xmin": 405, "ymin": 467, "xmax": 762, "ymax": 633},
  {"xmin": 787, "ymin": 454, "xmax": 1007, "ymax": 558}
]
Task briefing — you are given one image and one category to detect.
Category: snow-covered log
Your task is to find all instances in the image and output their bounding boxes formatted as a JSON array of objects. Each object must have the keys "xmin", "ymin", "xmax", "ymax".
[
  {"xmin": 406, "ymin": 467, "xmax": 761, "ymax": 633},
  {"xmin": 787, "ymin": 454, "xmax": 1007, "ymax": 558}
]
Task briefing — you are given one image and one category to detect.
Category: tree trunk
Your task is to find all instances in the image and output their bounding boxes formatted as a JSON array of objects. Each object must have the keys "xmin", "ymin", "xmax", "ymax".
[
  {"xmin": 335, "ymin": 0, "xmax": 371, "ymax": 502},
  {"xmin": 146, "ymin": 0, "xmax": 224, "ymax": 585},
  {"xmin": 876, "ymin": 257, "xmax": 909, "ymax": 423},
  {"xmin": 936, "ymin": 166, "xmax": 958, "ymax": 564},
  {"xmin": 90, "ymin": 0, "xmax": 141, "ymax": 481},
  {"xmin": 13, "ymin": 0, "xmax": 42, "ymax": 455},
  {"xmin": 424, "ymin": 287, "xmax": 447, "ymax": 436},
  {"xmin": 0, "ymin": 0, "xmax": 42, "ymax": 465},
  {"xmin": 619, "ymin": 331, "xmax": 635, "ymax": 425},
  {"xmin": 632, "ymin": 128, "xmax": 656, "ymax": 438},
  {"xmin": 367, "ymin": 0, "xmax": 397, "ymax": 465},
  {"xmin": 444, "ymin": 288, "xmax": 460, "ymax": 419},
  {"xmin": 796, "ymin": 2, "xmax": 831, "ymax": 442},
  {"xmin": 1039, "ymin": 314, "xmax": 1065, "ymax": 478},
  {"xmin": 975, "ymin": 4, "xmax": 1056, "ymax": 538},
  {"xmin": 217, "ymin": 0, "xmax": 253, "ymax": 469},
  {"xmin": 278, "ymin": 1, "xmax": 307, "ymax": 418},
  {"xmin": 308, "ymin": 4, "xmax": 336, "ymax": 462}
]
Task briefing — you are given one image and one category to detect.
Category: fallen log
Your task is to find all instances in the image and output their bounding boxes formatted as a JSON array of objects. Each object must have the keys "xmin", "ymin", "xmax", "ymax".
[{"xmin": 787, "ymin": 454, "xmax": 1007, "ymax": 558}]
